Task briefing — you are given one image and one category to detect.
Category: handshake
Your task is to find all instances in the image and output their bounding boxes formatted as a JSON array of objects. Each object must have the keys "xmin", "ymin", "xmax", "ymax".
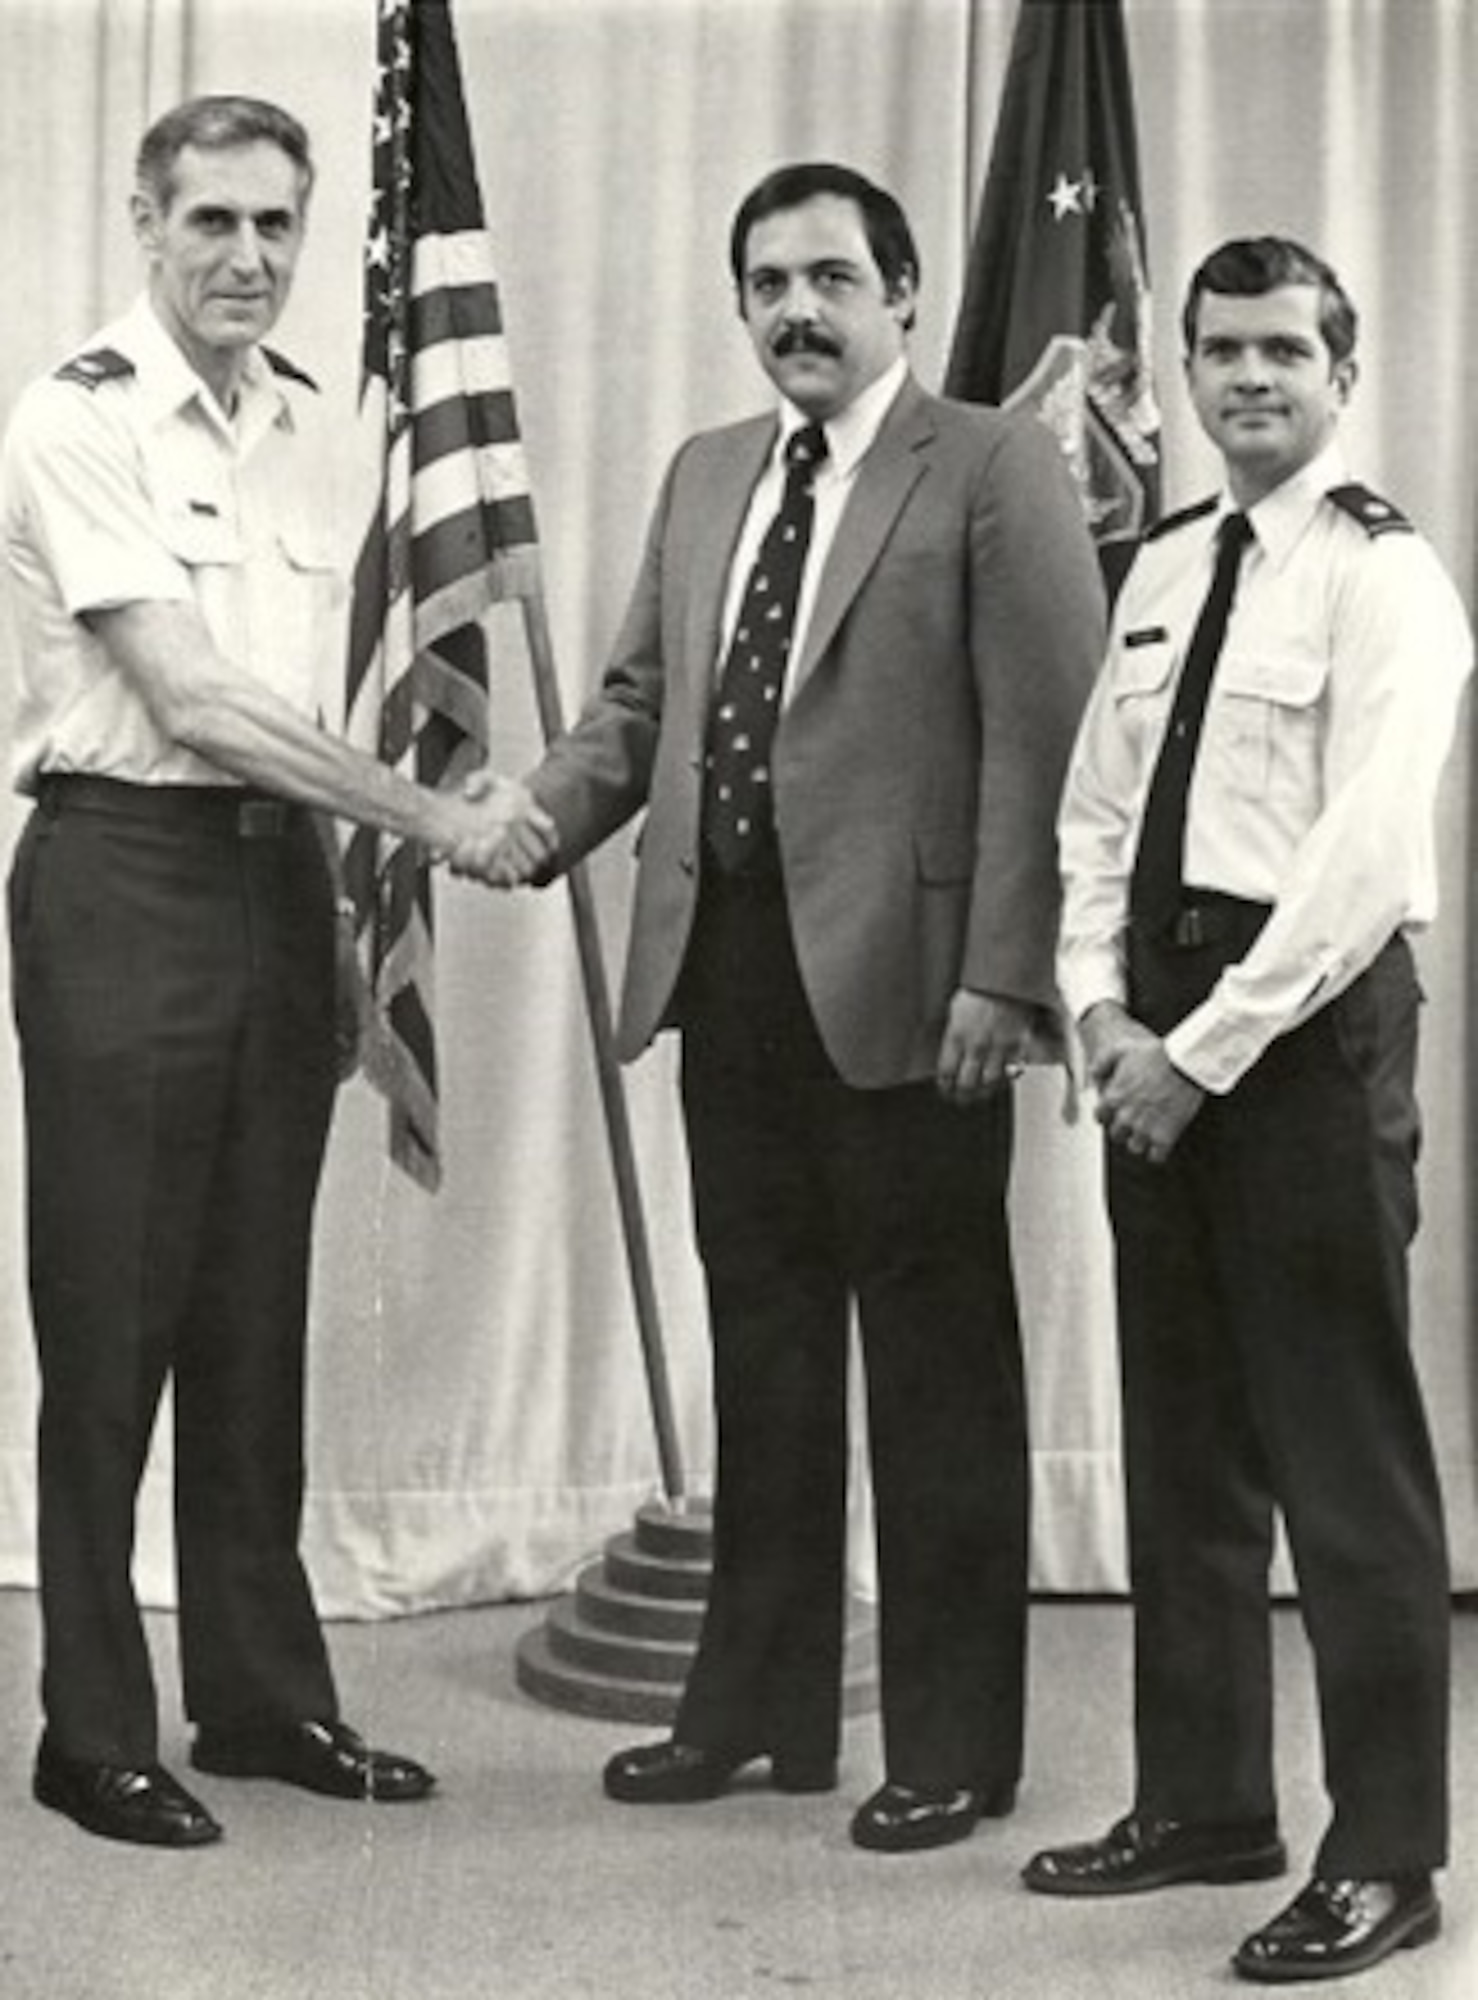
[{"xmin": 431, "ymin": 769, "xmax": 558, "ymax": 889}]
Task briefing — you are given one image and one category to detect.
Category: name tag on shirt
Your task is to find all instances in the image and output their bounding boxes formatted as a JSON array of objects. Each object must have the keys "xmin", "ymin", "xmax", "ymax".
[{"xmin": 1124, "ymin": 626, "xmax": 1169, "ymax": 649}]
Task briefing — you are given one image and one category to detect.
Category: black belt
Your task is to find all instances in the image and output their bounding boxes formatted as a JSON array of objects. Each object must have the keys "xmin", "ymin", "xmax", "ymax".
[
  {"xmin": 36, "ymin": 774, "xmax": 301, "ymax": 840},
  {"xmin": 1138, "ymin": 892, "xmax": 1273, "ymax": 951}
]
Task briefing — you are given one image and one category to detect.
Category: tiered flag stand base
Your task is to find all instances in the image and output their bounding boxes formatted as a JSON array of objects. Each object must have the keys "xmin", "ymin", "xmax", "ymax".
[{"xmin": 515, "ymin": 1498, "xmax": 879, "ymax": 1723}]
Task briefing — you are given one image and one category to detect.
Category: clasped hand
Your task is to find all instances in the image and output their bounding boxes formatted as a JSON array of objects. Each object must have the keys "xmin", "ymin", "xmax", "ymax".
[
  {"xmin": 435, "ymin": 771, "xmax": 558, "ymax": 887},
  {"xmin": 1080, "ymin": 1000, "xmax": 1204, "ymax": 1166}
]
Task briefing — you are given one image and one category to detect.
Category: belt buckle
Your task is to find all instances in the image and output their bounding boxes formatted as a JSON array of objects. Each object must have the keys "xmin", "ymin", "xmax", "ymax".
[{"xmin": 237, "ymin": 799, "xmax": 287, "ymax": 839}]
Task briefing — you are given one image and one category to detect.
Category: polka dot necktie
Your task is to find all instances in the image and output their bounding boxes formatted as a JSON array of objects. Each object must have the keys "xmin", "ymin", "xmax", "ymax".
[
  {"xmin": 702, "ymin": 422, "xmax": 829, "ymax": 873},
  {"xmin": 1129, "ymin": 511, "xmax": 1254, "ymax": 937}
]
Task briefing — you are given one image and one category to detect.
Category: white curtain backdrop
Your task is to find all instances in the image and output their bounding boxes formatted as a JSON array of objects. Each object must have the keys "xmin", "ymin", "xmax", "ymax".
[{"xmin": 0, "ymin": 0, "xmax": 1473, "ymax": 1620}]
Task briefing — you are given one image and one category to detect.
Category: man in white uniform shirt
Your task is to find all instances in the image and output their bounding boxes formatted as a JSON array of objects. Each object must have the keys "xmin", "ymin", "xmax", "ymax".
[
  {"xmin": 0, "ymin": 95, "xmax": 541, "ymax": 1847},
  {"xmin": 1031, "ymin": 236, "xmax": 1472, "ymax": 1984}
]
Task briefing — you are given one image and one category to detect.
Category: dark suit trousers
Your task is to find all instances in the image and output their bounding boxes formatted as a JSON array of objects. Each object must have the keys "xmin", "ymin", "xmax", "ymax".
[
  {"xmin": 8, "ymin": 784, "xmax": 340, "ymax": 1765},
  {"xmin": 1110, "ymin": 915, "xmax": 1449, "ymax": 1875},
  {"xmin": 671, "ymin": 865, "xmax": 1028, "ymax": 1790}
]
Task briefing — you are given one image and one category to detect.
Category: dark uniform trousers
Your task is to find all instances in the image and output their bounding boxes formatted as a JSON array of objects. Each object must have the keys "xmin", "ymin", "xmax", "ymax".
[
  {"xmin": 8, "ymin": 779, "xmax": 341, "ymax": 1766},
  {"xmin": 1110, "ymin": 899, "xmax": 1450, "ymax": 1877},
  {"xmin": 669, "ymin": 856, "xmax": 1029, "ymax": 1792}
]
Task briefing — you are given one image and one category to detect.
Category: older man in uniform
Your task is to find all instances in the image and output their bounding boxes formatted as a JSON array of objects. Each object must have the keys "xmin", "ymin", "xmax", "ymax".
[{"xmin": 0, "ymin": 95, "xmax": 538, "ymax": 1847}]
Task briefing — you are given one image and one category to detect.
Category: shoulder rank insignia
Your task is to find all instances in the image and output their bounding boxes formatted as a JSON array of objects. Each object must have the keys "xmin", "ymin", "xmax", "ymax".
[
  {"xmin": 262, "ymin": 346, "xmax": 319, "ymax": 392},
  {"xmin": 54, "ymin": 346, "xmax": 135, "ymax": 391},
  {"xmin": 1143, "ymin": 495, "xmax": 1218, "ymax": 544},
  {"xmin": 1325, "ymin": 482, "xmax": 1413, "ymax": 538}
]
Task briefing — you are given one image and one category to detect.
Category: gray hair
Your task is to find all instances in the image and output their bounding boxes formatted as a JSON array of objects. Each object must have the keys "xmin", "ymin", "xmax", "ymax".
[{"xmin": 135, "ymin": 95, "xmax": 314, "ymax": 211}]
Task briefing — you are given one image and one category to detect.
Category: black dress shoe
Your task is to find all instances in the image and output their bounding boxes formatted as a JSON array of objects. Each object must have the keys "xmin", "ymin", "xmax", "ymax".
[
  {"xmin": 1233, "ymin": 1874, "xmax": 1440, "ymax": 1983},
  {"xmin": 34, "ymin": 1739, "xmax": 222, "ymax": 1847},
  {"xmin": 1022, "ymin": 1810, "xmax": 1287, "ymax": 1896},
  {"xmin": 191, "ymin": 1719, "xmax": 435, "ymax": 1802},
  {"xmin": 602, "ymin": 1739, "xmax": 837, "ymax": 1804},
  {"xmin": 850, "ymin": 1778, "xmax": 1016, "ymax": 1853}
]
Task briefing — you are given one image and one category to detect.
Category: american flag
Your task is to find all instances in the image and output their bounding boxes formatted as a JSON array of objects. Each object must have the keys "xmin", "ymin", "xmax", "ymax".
[{"xmin": 344, "ymin": 0, "xmax": 540, "ymax": 1189}]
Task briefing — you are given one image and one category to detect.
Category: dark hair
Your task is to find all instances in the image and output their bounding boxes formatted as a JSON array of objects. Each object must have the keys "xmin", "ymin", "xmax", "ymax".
[
  {"xmin": 1182, "ymin": 236, "xmax": 1357, "ymax": 363},
  {"xmin": 135, "ymin": 95, "xmax": 314, "ymax": 211},
  {"xmin": 729, "ymin": 162, "xmax": 920, "ymax": 328}
]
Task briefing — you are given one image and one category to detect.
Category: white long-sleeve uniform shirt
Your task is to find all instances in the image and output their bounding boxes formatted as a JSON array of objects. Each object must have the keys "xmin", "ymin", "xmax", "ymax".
[{"xmin": 1057, "ymin": 442, "xmax": 1472, "ymax": 1094}]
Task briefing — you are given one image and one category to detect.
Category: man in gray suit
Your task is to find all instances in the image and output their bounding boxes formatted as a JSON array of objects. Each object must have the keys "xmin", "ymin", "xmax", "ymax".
[{"xmin": 491, "ymin": 162, "xmax": 1104, "ymax": 1850}]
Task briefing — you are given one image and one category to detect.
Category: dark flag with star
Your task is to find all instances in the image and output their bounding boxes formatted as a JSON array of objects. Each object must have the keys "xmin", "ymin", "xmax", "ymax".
[
  {"xmin": 343, "ymin": 0, "xmax": 539, "ymax": 1190},
  {"xmin": 945, "ymin": 0, "xmax": 1159, "ymax": 583}
]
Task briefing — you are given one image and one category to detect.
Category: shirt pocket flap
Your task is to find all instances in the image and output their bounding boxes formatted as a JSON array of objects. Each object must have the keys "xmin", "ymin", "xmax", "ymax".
[
  {"xmin": 157, "ymin": 505, "xmax": 243, "ymax": 568},
  {"xmin": 275, "ymin": 516, "xmax": 340, "ymax": 573},
  {"xmin": 914, "ymin": 823, "xmax": 975, "ymax": 884},
  {"xmin": 1216, "ymin": 650, "xmax": 1329, "ymax": 709},
  {"xmin": 1110, "ymin": 636, "xmax": 1176, "ymax": 698}
]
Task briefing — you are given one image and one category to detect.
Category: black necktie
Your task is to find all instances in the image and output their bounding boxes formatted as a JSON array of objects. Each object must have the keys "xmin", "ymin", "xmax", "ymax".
[
  {"xmin": 1129, "ymin": 512, "xmax": 1254, "ymax": 936},
  {"xmin": 702, "ymin": 423, "xmax": 828, "ymax": 874}
]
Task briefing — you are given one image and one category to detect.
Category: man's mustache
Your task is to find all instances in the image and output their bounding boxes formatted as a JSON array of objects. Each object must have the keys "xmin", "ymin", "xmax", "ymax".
[{"xmin": 772, "ymin": 324, "xmax": 842, "ymax": 359}]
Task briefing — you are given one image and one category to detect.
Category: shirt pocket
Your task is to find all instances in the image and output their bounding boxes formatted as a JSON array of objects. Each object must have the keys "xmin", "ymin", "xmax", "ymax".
[
  {"xmin": 152, "ymin": 502, "xmax": 247, "ymax": 657},
  {"xmin": 1208, "ymin": 649, "xmax": 1329, "ymax": 801},
  {"xmin": 1108, "ymin": 632, "xmax": 1176, "ymax": 756},
  {"xmin": 262, "ymin": 516, "xmax": 345, "ymax": 709}
]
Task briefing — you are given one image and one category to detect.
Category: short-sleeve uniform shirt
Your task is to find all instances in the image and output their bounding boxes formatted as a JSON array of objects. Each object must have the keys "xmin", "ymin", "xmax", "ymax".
[{"xmin": 0, "ymin": 294, "xmax": 342, "ymax": 792}]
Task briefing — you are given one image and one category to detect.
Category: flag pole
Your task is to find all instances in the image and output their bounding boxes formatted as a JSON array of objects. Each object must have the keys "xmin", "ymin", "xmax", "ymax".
[
  {"xmin": 348, "ymin": 0, "xmax": 686, "ymax": 1503},
  {"xmin": 518, "ymin": 585, "xmax": 687, "ymax": 1508}
]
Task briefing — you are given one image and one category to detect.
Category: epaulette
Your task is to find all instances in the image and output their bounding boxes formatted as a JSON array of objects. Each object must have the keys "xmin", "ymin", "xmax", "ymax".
[
  {"xmin": 262, "ymin": 346, "xmax": 319, "ymax": 392},
  {"xmin": 1325, "ymin": 482, "xmax": 1413, "ymax": 538},
  {"xmin": 54, "ymin": 346, "xmax": 135, "ymax": 391},
  {"xmin": 1142, "ymin": 495, "xmax": 1218, "ymax": 544}
]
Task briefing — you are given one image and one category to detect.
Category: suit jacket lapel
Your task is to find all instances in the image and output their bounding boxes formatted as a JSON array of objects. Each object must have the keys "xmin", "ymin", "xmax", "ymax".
[
  {"xmin": 685, "ymin": 418, "xmax": 777, "ymax": 702},
  {"xmin": 792, "ymin": 377, "xmax": 933, "ymax": 694}
]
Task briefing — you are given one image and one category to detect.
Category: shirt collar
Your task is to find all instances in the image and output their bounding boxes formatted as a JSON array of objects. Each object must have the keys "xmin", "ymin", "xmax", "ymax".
[
  {"xmin": 777, "ymin": 354, "xmax": 909, "ymax": 479},
  {"xmin": 1233, "ymin": 440, "xmax": 1349, "ymax": 570},
  {"xmin": 108, "ymin": 294, "xmax": 293, "ymax": 441}
]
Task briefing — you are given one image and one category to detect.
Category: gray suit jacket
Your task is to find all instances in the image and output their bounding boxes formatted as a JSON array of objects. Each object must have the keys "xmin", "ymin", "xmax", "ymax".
[{"xmin": 532, "ymin": 374, "xmax": 1106, "ymax": 1087}]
